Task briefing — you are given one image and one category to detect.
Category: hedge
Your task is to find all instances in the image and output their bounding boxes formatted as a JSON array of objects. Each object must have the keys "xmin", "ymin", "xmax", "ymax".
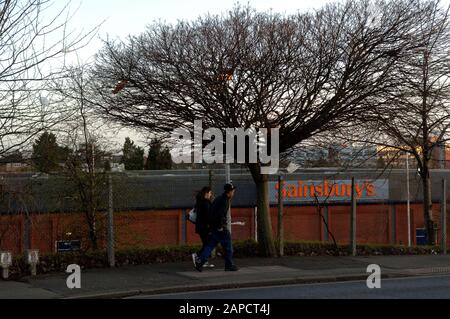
[
  {"xmin": 282, "ymin": 241, "xmax": 440, "ymax": 256},
  {"xmin": 3, "ymin": 240, "xmax": 442, "ymax": 280}
]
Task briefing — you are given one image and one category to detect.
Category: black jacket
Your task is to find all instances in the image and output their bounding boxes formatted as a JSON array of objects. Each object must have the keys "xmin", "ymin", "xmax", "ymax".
[
  {"xmin": 209, "ymin": 193, "xmax": 230, "ymax": 231},
  {"xmin": 195, "ymin": 198, "xmax": 211, "ymax": 234}
]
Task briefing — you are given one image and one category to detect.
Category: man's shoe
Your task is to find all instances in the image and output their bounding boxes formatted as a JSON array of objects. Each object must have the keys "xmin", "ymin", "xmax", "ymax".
[
  {"xmin": 203, "ymin": 262, "xmax": 215, "ymax": 268},
  {"xmin": 224, "ymin": 265, "xmax": 239, "ymax": 272}
]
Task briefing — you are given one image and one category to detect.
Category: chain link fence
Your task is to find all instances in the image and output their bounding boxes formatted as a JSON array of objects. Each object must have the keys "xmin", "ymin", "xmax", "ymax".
[{"xmin": 0, "ymin": 168, "xmax": 450, "ymax": 254}]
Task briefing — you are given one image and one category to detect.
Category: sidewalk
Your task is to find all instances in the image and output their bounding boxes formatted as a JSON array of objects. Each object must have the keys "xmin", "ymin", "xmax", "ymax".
[{"xmin": 3, "ymin": 254, "xmax": 450, "ymax": 299}]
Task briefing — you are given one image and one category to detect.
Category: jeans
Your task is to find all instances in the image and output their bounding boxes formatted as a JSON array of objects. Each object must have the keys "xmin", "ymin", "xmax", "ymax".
[{"xmin": 198, "ymin": 229, "xmax": 234, "ymax": 268}]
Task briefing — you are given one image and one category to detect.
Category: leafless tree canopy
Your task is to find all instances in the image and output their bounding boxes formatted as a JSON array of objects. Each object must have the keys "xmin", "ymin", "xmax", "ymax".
[
  {"xmin": 92, "ymin": 1, "xmax": 427, "ymax": 146},
  {"xmin": 0, "ymin": 0, "xmax": 98, "ymax": 157},
  {"xmin": 365, "ymin": 1, "xmax": 450, "ymax": 160}
]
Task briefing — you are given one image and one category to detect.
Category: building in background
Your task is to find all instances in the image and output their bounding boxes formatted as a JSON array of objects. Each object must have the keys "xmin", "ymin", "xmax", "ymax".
[
  {"xmin": 377, "ymin": 139, "xmax": 450, "ymax": 169},
  {"xmin": 0, "ymin": 151, "xmax": 32, "ymax": 172},
  {"xmin": 290, "ymin": 143, "xmax": 378, "ymax": 168}
]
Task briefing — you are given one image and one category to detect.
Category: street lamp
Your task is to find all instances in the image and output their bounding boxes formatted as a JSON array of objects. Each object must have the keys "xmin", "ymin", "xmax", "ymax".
[
  {"xmin": 218, "ymin": 70, "xmax": 233, "ymax": 184},
  {"xmin": 218, "ymin": 69, "xmax": 234, "ymax": 235}
]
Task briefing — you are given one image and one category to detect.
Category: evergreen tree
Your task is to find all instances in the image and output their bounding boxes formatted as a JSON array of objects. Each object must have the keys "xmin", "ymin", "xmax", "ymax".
[
  {"xmin": 32, "ymin": 132, "xmax": 68, "ymax": 173},
  {"xmin": 121, "ymin": 137, "xmax": 144, "ymax": 170},
  {"xmin": 145, "ymin": 139, "xmax": 172, "ymax": 170}
]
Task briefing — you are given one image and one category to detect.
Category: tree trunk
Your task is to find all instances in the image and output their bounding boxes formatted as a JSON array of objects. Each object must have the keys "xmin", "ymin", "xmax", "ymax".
[
  {"xmin": 422, "ymin": 162, "xmax": 435, "ymax": 245},
  {"xmin": 248, "ymin": 164, "xmax": 276, "ymax": 257}
]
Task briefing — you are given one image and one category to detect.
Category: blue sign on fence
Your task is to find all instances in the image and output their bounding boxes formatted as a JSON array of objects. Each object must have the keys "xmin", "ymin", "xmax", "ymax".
[
  {"xmin": 416, "ymin": 228, "xmax": 427, "ymax": 245},
  {"xmin": 56, "ymin": 240, "xmax": 81, "ymax": 253}
]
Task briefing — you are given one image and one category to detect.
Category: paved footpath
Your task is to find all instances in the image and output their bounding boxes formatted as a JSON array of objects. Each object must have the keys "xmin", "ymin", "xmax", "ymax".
[{"xmin": 2, "ymin": 254, "xmax": 450, "ymax": 299}]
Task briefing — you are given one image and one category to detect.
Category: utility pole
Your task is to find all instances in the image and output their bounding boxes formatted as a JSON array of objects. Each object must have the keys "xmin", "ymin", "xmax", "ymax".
[{"xmin": 223, "ymin": 70, "xmax": 233, "ymax": 237}]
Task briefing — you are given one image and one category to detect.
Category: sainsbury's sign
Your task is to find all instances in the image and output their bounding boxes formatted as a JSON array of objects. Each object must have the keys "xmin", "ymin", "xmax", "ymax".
[{"xmin": 269, "ymin": 179, "xmax": 389, "ymax": 204}]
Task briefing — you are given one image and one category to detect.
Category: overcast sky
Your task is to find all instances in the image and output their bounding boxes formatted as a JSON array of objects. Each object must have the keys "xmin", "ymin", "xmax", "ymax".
[
  {"xmin": 47, "ymin": 0, "xmax": 450, "ymax": 149},
  {"xmin": 55, "ymin": 0, "xmax": 340, "ymax": 64},
  {"xmin": 45, "ymin": 0, "xmax": 339, "ymax": 148}
]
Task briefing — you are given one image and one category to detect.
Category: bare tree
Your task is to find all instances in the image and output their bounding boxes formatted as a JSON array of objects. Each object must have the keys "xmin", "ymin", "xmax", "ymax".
[
  {"xmin": 90, "ymin": 1, "xmax": 427, "ymax": 256},
  {"xmin": 343, "ymin": 0, "xmax": 450, "ymax": 245},
  {"xmin": 0, "ymin": 0, "xmax": 98, "ymax": 157},
  {"xmin": 52, "ymin": 65, "xmax": 112, "ymax": 251}
]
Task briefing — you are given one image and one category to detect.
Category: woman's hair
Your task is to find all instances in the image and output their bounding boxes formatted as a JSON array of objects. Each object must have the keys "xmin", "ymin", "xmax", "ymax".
[{"xmin": 196, "ymin": 186, "xmax": 212, "ymax": 202}]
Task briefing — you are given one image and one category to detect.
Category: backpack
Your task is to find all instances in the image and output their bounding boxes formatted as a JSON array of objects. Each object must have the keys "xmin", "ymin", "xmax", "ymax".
[{"xmin": 186, "ymin": 207, "xmax": 197, "ymax": 224}]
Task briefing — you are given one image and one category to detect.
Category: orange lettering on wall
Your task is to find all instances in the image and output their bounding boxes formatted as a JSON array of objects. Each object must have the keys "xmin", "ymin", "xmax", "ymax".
[
  {"xmin": 298, "ymin": 182, "xmax": 303, "ymax": 198},
  {"xmin": 355, "ymin": 183, "xmax": 365, "ymax": 198},
  {"xmin": 275, "ymin": 182, "xmax": 287, "ymax": 198},
  {"xmin": 329, "ymin": 184, "xmax": 337, "ymax": 197},
  {"xmin": 275, "ymin": 180, "xmax": 378, "ymax": 200},
  {"xmin": 366, "ymin": 183, "xmax": 375, "ymax": 196},
  {"xmin": 315, "ymin": 185, "xmax": 324, "ymax": 197},
  {"xmin": 287, "ymin": 185, "xmax": 298, "ymax": 198},
  {"xmin": 310, "ymin": 185, "xmax": 316, "ymax": 197},
  {"xmin": 303, "ymin": 184, "xmax": 309, "ymax": 197},
  {"xmin": 344, "ymin": 184, "xmax": 351, "ymax": 197},
  {"xmin": 324, "ymin": 181, "xmax": 330, "ymax": 196}
]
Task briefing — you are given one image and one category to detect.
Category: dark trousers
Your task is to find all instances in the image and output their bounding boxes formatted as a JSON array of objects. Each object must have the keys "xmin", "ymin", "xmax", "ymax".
[
  {"xmin": 197, "ymin": 231, "xmax": 209, "ymax": 256},
  {"xmin": 198, "ymin": 229, "xmax": 234, "ymax": 268}
]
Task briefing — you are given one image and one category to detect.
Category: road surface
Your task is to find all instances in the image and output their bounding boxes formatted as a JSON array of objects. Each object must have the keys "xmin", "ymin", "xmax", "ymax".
[{"xmin": 132, "ymin": 275, "xmax": 450, "ymax": 299}]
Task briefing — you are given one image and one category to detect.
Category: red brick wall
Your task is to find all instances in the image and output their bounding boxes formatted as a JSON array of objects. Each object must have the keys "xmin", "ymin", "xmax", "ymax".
[
  {"xmin": 270, "ymin": 206, "xmax": 322, "ymax": 242},
  {"xmin": 0, "ymin": 215, "xmax": 22, "ymax": 253},
  {"xmin": 115, "ymin": 210, "xmax": 180, "ymax": 248},
  {"xmin": 0, "ymin": 203, "xmax": 448, "ymax": 254},
  {"xmin": 353, "ymin": 205, "xmax": 389, "ymax": 244}
]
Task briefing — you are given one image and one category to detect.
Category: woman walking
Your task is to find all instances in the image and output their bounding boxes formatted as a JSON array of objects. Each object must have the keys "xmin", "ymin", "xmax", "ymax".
[{"xmin": 192, "ymin": 186, "xmax": 215, "ymax": 268}]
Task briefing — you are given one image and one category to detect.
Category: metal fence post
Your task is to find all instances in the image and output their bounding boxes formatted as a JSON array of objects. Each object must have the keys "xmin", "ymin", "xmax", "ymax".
[
  {"xmin": 324, "ymin": 206, "xmax": 329, "ymax": 242},
  {"xmin": 277, "ymin": 174, "xmax": 284, "ymax": 257},
  {"xmin": 390, "ymin": 204, "xmax": 397, "ymax": 245},
  {"xmin": 254, "ymin": 207, "xmax": 258, "ymax": 242},
  {"xmin": 225, "ymin": 164, "xmax": 232, "ymax": 236},
  {"xmin": 107, "ymin": 172, "xmax": 115, "ymax": 267},
  {"xmin": 406, "ymin": 153, "xmax": 411, "ymax": 247},
  {"xmin": 23, "ymin": 214, "xmax": 31, "ymax": 252},
  {"xmin": 350, "ymin": 177, "xmax": 357, "ymax": 256},
  {"xmin": 181, "ymin": 209, "xmax": 187, "ymax": 245},
  {"xmin": 441, "ymin": 178, "xmax": 447, "ymax": 255}
]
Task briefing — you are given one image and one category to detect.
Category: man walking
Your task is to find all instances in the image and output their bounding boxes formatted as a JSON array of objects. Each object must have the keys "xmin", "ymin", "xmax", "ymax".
[{"xmin": 194, "ymin": 183, "xmax": 238, "ymax": 272}]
